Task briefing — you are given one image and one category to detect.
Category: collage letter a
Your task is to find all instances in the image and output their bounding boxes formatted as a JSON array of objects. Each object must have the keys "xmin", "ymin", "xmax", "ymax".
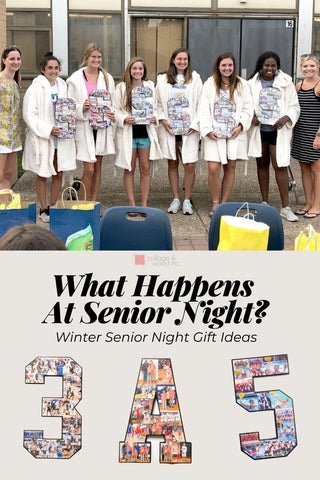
[{"xmin": 119, "ymin": 358, "xmax": 191, "ymax": 464}]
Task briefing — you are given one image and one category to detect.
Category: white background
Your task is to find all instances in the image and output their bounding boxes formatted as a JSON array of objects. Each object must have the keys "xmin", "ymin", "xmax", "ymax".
[{"xmin": 0, "ymin": 251, "xmax": 316, "ymax": 479}]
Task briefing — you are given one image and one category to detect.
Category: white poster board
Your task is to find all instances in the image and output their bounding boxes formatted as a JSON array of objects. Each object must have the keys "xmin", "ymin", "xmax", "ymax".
[{"xmin": 0, "ymin": 252, "xmax": 317, "ymax": 479}]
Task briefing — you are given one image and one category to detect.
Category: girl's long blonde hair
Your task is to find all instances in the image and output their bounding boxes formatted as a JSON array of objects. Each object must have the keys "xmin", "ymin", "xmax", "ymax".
[
  {"xmin": 120, "ymin": 57, "xmax": 148, "ymax": 112},
  {"xmin": 81, "ymin": 42, "xmax": 109, "ymax": 91}
]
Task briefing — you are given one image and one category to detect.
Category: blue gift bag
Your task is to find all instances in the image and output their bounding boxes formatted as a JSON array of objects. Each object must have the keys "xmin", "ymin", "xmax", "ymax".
[
  {"xmin": 0, "ymin": 202, "xmax": 36, "ymax": 237},
  {"xmin": 50, "ymin": 200, "xmax": 100, "ymax": 250}
]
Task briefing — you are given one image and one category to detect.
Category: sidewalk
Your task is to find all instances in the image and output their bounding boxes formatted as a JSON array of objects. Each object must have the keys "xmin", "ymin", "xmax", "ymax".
[{"xmin": 13, "ymin": 156, "xmax": 318, "ymax": 250}]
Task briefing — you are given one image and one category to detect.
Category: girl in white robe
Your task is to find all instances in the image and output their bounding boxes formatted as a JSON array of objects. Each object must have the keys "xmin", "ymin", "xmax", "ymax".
[
  {"xmin": 200, "ymin": 51, "xmax": 253, "ymax": 217},
  {"xmin": 23, "ymin": 52, "xmax": 76, "ymax": 223},
  {"xmin": 156, "ymin": 48, "xmax": 202, "ymax": 215},
  {"xmin": 67, "ymin": 43, "xmax": 115, "ymax": 201},
  {"xmin": 247, "ymin": 51, "xmax": 300, "ymax": 222},
  {"xmin": 114, "ymin": 57, "xmax": 161, "ymax": 207}
]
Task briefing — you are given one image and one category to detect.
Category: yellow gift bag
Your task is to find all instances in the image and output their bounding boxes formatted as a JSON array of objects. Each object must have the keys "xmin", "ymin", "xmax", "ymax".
[
  {"xmin": 0, "ymin": 189, "xmax": 21, "ymax": 209},
  {"xmin": 294, "ymin": 224, "xmax": 320, "ymax": 251},
  {"xmin": 218, "ymin": 203, "xmax": 270, "ymax": 251}
]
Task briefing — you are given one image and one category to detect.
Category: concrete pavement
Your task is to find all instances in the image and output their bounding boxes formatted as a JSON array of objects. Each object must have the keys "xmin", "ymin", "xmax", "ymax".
[{"xmin": 13, "ymin": 155, "xmax": 318, "ymax": 250}]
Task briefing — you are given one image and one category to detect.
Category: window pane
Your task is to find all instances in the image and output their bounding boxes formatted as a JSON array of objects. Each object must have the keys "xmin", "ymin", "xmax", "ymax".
[
  {"xmin": 8, "ymin": 31, "xmax": 50, "ymax": 75},
  {"xmin": 6, "ymin": 11, "xmax": 51, "ymax": 27},
  {"xmin": 313, "ymin": 18, "xmax": 320, "ymax": 58},
  {"xmin": 218, "ymin": 0, "xmax": 296, "ymax": 7},
  {"xmin": 69, "ymin": 0, "xmax": 121, "ymax": 9},
  {"xmin": 7, "ymin": 0, "xmax": 50, "ymax": 8},
  {"xmin": 132, "ymin": 18, "xmax": 184, "ymax": 82},
  {"xmin": 68, "ymin": 13, "xmax": 122, "ymax": 78},
  {"xmin": 131, "ymin": 0, "xmax": 210, "ymax": 6}
]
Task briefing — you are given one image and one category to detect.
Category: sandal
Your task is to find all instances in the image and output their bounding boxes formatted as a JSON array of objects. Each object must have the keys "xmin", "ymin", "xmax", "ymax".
[
  {"xmin": 295, "ymin": 208, "xmax": 309, "ymax": 215},
  {"xmin": 304, "ymin": 211, "xmax": 320, "ymax": 219},
  {"xmin": 209, "ymin": 201, "xmax": 219, "ymax": 218}
]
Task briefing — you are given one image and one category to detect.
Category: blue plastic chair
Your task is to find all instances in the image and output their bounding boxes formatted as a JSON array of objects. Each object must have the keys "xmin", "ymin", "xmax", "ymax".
[
  {"xmin": 208, "ymin": 202, "xmax": 284, "ymax": 250},
  {"xmin": 100, "ymin": 206, "xmax": 172, "ymax": 250}
]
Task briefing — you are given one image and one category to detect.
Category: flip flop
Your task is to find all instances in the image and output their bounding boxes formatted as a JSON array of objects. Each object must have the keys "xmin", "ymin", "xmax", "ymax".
[
  {"xmin": 295, "ymin": 208, "xmax": 309, "ymax": 215},
  {"xmin": 304, "ymin": 211, "xmax": 320, "ymax": 219}
]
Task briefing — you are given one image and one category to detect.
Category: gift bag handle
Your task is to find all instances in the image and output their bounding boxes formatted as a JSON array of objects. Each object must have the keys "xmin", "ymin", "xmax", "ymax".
[
  {"xmin": 236, "ymin": 202, "xmax": 255, "ymax": 221},
  {"xmin": 0, "ymin": 189, "xmax": 14, "ymax": 201},
  {"xmin": 296, "ymin": 224, "xmax": 317, "ymax": 251},
  {"xmin": 60, "ymin": 181, "xmax": 87, "ymax": 207}
]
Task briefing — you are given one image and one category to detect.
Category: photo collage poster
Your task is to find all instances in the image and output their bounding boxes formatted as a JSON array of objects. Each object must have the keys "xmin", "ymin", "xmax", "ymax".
[
  {"xmin": 89, "ymin": 89, "xmax": 112, "ymax": 129},
  {"xmin": 214, "ymin": 90, "xmax": 237, "ymax": 138},
  {"xmin": 132, "ymin": 85, "xmax": 153, "ymax": 124},
  {"xmin": 167, "ymin": 83, "xmax": 191, "ymax": 135},
  {"xmin": 257, "ymin": 86, "xmax": 281, "ymax": 125},
  {"xmin": 54, "ymin": 98, "xmax": 76, "ymax": 139}
]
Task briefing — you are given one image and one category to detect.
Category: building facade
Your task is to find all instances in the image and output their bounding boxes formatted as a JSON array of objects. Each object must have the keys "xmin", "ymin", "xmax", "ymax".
[{"xmin": 3, "ymin": 0, "xmax": 319, "ymax": 83}]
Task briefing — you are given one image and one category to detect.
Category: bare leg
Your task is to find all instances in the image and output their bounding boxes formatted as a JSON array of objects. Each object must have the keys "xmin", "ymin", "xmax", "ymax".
[
  {"xmin": 137, "ymin": 147, "xmax": 151, "ymax": 207},
  {"xmin": 208, "ymin": 161, "xmax": 222, "ymax": 212},
  {"xmin": 270, "ymin": 146, "xmax": 289, "ymax": 207},
  {"xmin": 221, "ymin": 160, "xmax": 237, "ymax": 203},
  {"xmin": 256, "ymin": 142, "xmax": 270, "ymax": 203},
  {"xmin": 36, "ymin": 175, "xmax": 48, "ymax": 210},
  {"xmin": 50, "ymin": 153, "xmax": 63, "ymax": 206},
  {"xmin": 80, "ymin": 162, "xmax": 95, "ymax": 200},
  {"xmin": 124, "ymin": 149, "xmax": 137, "ymax": 206},
  {"xmin": 90, "ymin": 155, "xmax": 103, "ymax": 201},
  {"xmin": 183, "ymin": 162, "xmax": 195, "ymax": 200},
  {"xmin": 299, "ymin": 162, "xmax": 313, "ymax": 211},
  {"xmin": 308, "ymin": 158, "xmax": 320, "ymax": 214},
  {"xmin": 168, "ymin": 159, "xmax": 179, "ymax": 198},
  {"xmin": 0, "ymin": 152, "xmax": 17, "ymax": 190}
]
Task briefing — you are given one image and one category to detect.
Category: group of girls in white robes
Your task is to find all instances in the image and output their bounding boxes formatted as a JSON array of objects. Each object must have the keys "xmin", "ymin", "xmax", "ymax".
[{"xmin": 2, "ymin": 43, "xmax": 308, "ymax": 223}]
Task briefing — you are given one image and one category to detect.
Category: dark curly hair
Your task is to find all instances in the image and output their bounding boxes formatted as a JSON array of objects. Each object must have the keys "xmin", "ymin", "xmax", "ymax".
[{"xmin": 249, "ymin": 51, "xmax": 281, "ymax": 79}]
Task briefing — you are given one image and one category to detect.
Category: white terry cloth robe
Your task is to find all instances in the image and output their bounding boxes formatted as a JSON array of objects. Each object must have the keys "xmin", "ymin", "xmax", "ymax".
[
  {"xmin": 155, "ymin": 71, "xmax": 202, "ymax": 164},
  {"xmin": 248, "ymin": 70, "xmax": 300, "ymax": 167},
  {"xmin": 22, "ymin": 75, "xmax": 76, "ymax": 178},
  {"xmin": 113, "ymin": 80, "xmax": 162, "ymax": 172},
  {"xmin": 67, "ymin": 68, "xmax": 115, "ymax": 162},
  {"xmin": 200, "ymin": 76, "xmax": 253, "ymax": 165}
]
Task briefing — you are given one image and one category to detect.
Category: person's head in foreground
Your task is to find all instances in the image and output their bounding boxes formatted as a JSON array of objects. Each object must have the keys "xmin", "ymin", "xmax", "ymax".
[{"xmin": 0, "ymin": 224, "xmax": 66, "ymax": 250}]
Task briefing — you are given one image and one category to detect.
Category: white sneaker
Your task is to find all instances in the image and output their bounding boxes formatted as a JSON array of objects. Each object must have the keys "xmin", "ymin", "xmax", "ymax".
[
  {"xmin": 280, "ymin": 206, "xmax": 298, "ymax": 222},
  {"xmin": 261, "ymin": 201, "xmax": 269, "ymax": 205},
  {"xmin": 168, "ymin": 199, "xmax": 181, "ymax": 214},
  {"xmin": 39, "ymin": 207, "xmax": 50, "ymax": 223},
  {"xmin": 182, "ymin": 199, "xmax": 193, "ymax": 215}
]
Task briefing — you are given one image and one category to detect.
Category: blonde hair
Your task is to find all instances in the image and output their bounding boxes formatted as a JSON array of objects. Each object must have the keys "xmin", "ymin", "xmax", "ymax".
[
  {"xmin": 120, "ymin": 57, "xmax": 147, "ymax": 112},
  {"xmin": 300, "ymin": 54, "xmax": 319, "ymax": 70},
  {"xmin": 80, "ymin": 42, "xmax": 109, "ymax": 90}
]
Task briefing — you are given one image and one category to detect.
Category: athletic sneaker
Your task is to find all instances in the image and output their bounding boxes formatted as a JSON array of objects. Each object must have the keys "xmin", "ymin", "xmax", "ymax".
[
  {"xmin": 167, "ymin": 199, "xmax": 181, "ymax": 214},
  {"xmin": 280, "ymin": 206, "xmax": 298, "ymax": 222},
  {"xmin": 182, "ymin": 199, "xmax": 193, "ymax": 215},
  {"xmin": 261, "ymin": 201, "xmax": 269, "ymax": 205},
  {"xmin": 39, "ymin": 206, "xmax": 50, "ymax": 223}
]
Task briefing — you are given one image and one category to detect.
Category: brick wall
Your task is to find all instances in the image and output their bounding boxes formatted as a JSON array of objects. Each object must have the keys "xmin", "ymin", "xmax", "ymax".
[{"xmin": 0, "ymin": 0, "xmax": 5, "ymax": 52}]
